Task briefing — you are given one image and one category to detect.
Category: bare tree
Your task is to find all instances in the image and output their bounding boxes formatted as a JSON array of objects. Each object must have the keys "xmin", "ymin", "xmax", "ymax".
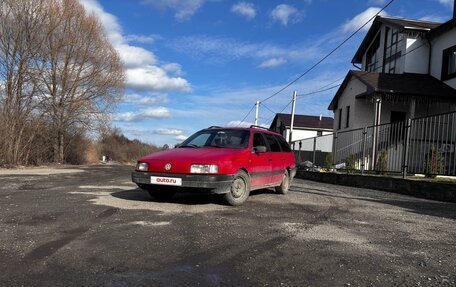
[
  {"xmin": 0, "ymin": 0, "xmax": 124, "ymax": 166},
  {"xmin": 34, "ymin": 0, "xmax": 125, "ymax": 163},
  {"xmin": 0, "ymin": 0, "xmax": 48, "ymax": 165}
]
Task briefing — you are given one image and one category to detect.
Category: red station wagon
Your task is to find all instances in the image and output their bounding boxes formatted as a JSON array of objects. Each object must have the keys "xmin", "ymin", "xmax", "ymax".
[{"xmin": 132, "ymin": 126, "xmax": 296, "ymax": 206}]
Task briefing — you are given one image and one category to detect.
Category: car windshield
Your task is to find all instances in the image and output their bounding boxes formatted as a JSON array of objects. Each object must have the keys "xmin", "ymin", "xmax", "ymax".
[{"xmin": 180, "ymin": 129, "xmax": 250, "ymax": 149}]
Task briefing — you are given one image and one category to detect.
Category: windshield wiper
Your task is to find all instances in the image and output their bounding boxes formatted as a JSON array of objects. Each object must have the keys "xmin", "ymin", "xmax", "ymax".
[{"xmin": 179, "ymin": 144, "xmax": 200, "ymax": 148}]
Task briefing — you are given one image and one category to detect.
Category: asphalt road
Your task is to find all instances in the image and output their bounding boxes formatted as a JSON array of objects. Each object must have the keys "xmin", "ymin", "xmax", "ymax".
[{"xmin": 0, "ymin": 165, "xmax": 455, "ymax": 287}]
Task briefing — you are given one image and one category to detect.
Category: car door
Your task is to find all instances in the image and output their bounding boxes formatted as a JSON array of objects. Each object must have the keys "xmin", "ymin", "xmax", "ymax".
[
  {"xmin": 263, "ymin": 133, "xmax": 284, "ymax": 185},
  {"xmin": 249, "ymin": 132, "xmax": 272, "ymax": 189}
]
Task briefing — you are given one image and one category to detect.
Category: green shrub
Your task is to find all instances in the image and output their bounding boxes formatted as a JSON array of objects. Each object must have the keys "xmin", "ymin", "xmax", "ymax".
[
  {"xmin": 325, "ymin": 153, "xmax": 333, "ymax": 171},
  {"xmin": 346, "ymin": 155, "xmax": 357, "ymax": 174},
  {"xmin": 425, "ymin": 146, "xmax": 444, "ymax": 178}
]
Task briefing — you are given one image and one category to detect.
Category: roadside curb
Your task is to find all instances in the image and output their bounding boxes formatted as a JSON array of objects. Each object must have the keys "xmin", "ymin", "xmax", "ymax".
[{"xmin": 296, "ymin": 170, "xmax": 456, "ymax": 203}]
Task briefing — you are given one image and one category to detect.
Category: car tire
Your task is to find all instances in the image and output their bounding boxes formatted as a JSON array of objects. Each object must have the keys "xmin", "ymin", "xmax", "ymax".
[
  {"xmin": 223, "ymin": 170, "xmax": 250, "ymax": 206},
  {"xmin": 275, "ymin": 171, "xmax": 290, "ymax": 194},
  {"xmin": 147, "ymin": 189, "xmax": 176, "ymax": 201}
]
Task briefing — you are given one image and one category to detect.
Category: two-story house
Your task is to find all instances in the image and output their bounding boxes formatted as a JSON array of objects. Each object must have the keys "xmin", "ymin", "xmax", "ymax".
[{"xmin": 328, "ymin": 12, "xmax": 456, "ymax": 132}]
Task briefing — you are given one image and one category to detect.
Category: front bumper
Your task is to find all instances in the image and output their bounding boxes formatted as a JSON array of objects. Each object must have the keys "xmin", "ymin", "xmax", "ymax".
[{"xmin": 131, "ymin": 171, "xmax": 234, "ymax": 194}]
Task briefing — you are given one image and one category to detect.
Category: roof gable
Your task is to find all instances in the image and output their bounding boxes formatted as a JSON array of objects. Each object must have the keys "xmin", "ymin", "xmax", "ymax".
[
  {"xmin": 352, "ymin": 16, "xmax": 442, "ymax": 64},
  {"xmin": 429, "ymin": 18, "xmax": 456, "ymax": 39}
]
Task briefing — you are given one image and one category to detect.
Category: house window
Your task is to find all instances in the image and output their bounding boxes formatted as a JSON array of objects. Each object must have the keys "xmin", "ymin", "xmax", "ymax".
[
  {"xmin": 338, "ymin": 109, "xmax": 342, "ymax": 130},
  {"xmin": 383, "ymin": 27, "xmax": 402, "ymax": 74},
  {"xmin": 345, "ymin": 106, "xmax": 350, "ymax": 128},
  {"xmin": 442, "ymin": 45, "xmax": 456, "ymax": 81},
  {"xmin": 366, "ymin": 33, "xmax": 381, "ymax": 72},
  {"xmin": 383, "ymin": 27, "xmax": 403, "ymax": 74}
]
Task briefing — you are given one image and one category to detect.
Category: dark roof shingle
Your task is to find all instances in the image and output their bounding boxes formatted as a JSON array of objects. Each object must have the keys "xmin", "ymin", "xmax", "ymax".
[
  {"xmin": 328, "ymin": 70, "xmax": 456, "ymax": 110},
  {"xmin": 380, "ymin": 17, "xmax": 442, "ymax": 30},
  {"xmin": 272, "ymin": 114, "xmax": 333, "ymax": 130}
]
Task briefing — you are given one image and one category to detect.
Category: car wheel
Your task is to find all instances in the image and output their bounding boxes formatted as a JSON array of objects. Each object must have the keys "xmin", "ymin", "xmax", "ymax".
[
  {"xmin": 275, "ymin": 171, "xmax": 290, "ymax": 194},
  {"xmin": 147, "ymin": 190, "xmax": 176, "ymax": 201},
  {"xmin": 223, "ymin": 170, "xmax": 250, "ymax": 206}
]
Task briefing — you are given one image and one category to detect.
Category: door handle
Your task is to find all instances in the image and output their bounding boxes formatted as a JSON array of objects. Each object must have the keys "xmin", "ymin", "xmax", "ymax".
[{"xmin": 268, "ymin": 158, "xmax": 273, "ymax": 162}]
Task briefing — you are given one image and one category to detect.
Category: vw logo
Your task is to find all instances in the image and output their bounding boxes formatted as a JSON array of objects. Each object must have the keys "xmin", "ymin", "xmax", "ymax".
[{"xmin": 165, "ymin": 163, "xmax": 172, "ymax": 171}]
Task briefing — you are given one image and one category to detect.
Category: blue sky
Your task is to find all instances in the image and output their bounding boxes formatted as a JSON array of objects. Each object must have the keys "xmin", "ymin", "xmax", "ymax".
[{"xmin": 81, "ymin": 0, "xmax": 454, "ymax": 146}]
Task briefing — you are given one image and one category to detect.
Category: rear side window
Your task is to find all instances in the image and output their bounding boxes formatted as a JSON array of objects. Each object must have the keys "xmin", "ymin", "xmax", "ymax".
[
  {"xmin": 264, "ymin": 133, "xmax": 281, "ymax": 152},
  {"xmin": 253, "ymin": 133, "xmax": 267, "ymax": 149},
  {"xmin": 275, "ymin": 135, "xmax": 291, "ymax": 152}
]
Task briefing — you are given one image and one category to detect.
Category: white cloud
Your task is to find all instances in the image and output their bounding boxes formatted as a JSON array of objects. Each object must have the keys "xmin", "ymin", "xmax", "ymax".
[
  {"xmin": 162, "ymin": 63, "xmax": 184, "ymax": 76},
  {"xmin": 141, "ymin": 0, "xmax": 205, "ymax": 22},
  {"xmin": 115, "ymin": 107, "xmax": 170, "ymax": 122},
  {"xmin": 227, "ymin": 121, "xmax": 253, "ymax": 128},
  {"xmin": 438, "ymin": 0, "xmax": 453, "ymax": 7},
  {"xmin": 126, "ymin": 67, "xmax": 191, "ymax": 92},
  {"xmin": 124, "ymin": 34, "xmax": 161, "ymax": 44},
  {"xmin": 419, "ymin": 15, "xmax": 447, "ymax": 23},
  {"xmin": 271, "ymin": 4, "xmax": 304, "ymax": 26},
  {"xmin": 124, "ymin": 94, "xmax": 168, "ymax": 105},
  {"xmin": 231, "ymin": 2, "xmax": 256, "ymax": 19},
  {"xmin": 115, "ymin": 44, "xmax": 156, "ymax": 68},
  {"xmin": 167, "ymin": 36, "xmax": 322, "ymax": 65},
  {"xmin": 258, "ymin": 57, "xmax": 287, "ymax": 68},
  {"xmin": 341, "ymin": 7, "xmax": 388, "ymax": 33},
  {"xmin": 226, "ymin": 121, "xmax": 268, "ymax": 128},
  {"xmin": 80, "ymin": 0, "xmax": 191, "ymax": 93},
  {"xmin": 175, "ymin": 135, "xmax": 188, "ymax": 141},
  {"xmin": 153, "ymin": 128, "xmax": 184, "ymax": 136}
]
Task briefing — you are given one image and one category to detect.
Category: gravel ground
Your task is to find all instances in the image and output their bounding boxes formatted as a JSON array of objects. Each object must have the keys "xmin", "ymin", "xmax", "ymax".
[{"xmin": 0, "ymin": 164, "xmax": 455, "ymax": 287}]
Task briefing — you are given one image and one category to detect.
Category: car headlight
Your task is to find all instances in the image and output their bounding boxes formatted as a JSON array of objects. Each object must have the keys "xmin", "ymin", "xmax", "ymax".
[
  {"xmin": 136, "ymin": 162, "xmax": 149, "ymax": 171},
  {"xmin": 190, "ymin": 164, "xmax": 218, "ymax": 174}
]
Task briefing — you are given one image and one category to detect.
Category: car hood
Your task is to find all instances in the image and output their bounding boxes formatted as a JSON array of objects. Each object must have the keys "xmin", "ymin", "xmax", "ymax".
[
  {"xmin": 140, "ymin": 147, "xmax": 245, "ymax": 162},
  {"xmin": 139, "ymin": 147, "xmax": 247, "ymax": 174}
]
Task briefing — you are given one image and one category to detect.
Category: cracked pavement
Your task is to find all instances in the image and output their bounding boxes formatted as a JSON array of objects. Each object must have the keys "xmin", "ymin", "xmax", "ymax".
[{"xmin": 0, "ymin": 165, "xmax": 455, "ymax": 286}]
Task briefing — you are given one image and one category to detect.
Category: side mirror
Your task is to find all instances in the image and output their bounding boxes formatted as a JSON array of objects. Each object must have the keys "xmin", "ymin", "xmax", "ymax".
[{"xmin": 253, "ymin": 145, "xmax": 267, "ymax": 153}]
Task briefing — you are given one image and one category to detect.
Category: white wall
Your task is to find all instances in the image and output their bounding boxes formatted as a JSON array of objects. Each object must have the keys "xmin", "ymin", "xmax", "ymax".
[
  {"xmin": 285, "ymin": 129, "xmax": 332, "ymax": 142},
  {"xmin": 333, "ymin": 78, "xmax": 367, "ymax": 131},
  {"xmin": 431, "ymin": 28, "xmax": 456, "ymax": 89},
  {"xmin": 404, "ymin": 35, "xmax": 429, "ymax": 74}
]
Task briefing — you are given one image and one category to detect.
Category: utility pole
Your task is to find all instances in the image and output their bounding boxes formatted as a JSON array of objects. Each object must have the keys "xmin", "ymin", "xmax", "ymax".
[
  {"xmin": 289, "ymin": 91, "xmax": 297, "ymax": 144},
  {"xmin": 254, "ymin": 100, "xmax": 260, "ymax": 126}
]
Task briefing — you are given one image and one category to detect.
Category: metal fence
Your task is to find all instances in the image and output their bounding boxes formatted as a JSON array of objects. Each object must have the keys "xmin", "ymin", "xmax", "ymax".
[
  {"xmin": 291, "ymin": 133, "xmax": 333, "ymax": 168},
  {"xmin": 291, "ymin": 111, "xmax": 456, "ymax": 177}
]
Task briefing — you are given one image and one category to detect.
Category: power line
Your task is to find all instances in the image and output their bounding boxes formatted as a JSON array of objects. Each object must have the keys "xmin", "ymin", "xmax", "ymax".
[
  {"xmin": 264, "ymin": 99, "xmax": 294, "ymax": 124},
  {"xmin": 261, "ymin": 103, "xmax": 276, "ymax": 115},
  {"xmin": 236, "ymin": 104, "xmax": 256, "ymax": 127},
  {"xmin": 237, "ymin": 0, "xmax": 407, "ymax": 127},
  {"xmin": 297, "ymin": 84, "xmax": 342, "ymax": 97},
  {"xmin": 260, "ymin": 0, "xmax": 395, "ymax": 104},
  {"xmin": 261, "ymin": 13, "xmax": 440, "ymax": 127}
]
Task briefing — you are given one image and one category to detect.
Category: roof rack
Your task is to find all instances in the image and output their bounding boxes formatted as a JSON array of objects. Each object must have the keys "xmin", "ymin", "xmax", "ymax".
[
  {"xmin": 206, "ymin": 126, "xmax": 223, "ymax": 129},
  {"xmin": 250, "ymin": 125, "xmax": 273, "ymax": 131}
]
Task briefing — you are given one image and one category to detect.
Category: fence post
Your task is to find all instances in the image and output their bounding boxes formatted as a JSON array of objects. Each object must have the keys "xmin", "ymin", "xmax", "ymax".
[
  {"xmin": 333, "ymin": 132, "xmax": 338, "ymax": 171},
  {"xmin": 402, "ymin": 118, "xmax": 412, "ymax": 179},
  {"xmin": 361, "ymin": 127, "xmax": 367, "ymax": 175},
  {"xmin": 312, "ymin": 137, "xmax": 317, "ymax": 168}
]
